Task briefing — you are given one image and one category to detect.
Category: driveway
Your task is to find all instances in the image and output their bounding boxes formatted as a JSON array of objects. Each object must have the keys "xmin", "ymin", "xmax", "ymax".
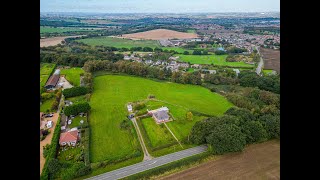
[
  {"xmin": 40, "ymin": 113, "xmax": 59, "ymax": 174},
  {"xmin": 57, "ymin": 76, "xmax": 73, "ymax": 90},
  {"xmin": 86, "ymin": 145, "xmax": 207, "ymax": 180}
]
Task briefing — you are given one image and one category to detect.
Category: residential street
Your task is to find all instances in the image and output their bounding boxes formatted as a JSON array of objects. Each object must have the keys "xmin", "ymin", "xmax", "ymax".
[{"xmin": 86, "ymin": 145, "xmax": 207, "ymax": 180}]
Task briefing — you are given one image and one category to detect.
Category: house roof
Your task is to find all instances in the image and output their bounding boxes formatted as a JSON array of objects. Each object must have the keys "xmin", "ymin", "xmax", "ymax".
[
  {"xmin": 154, "ymin": 110, "xmax": 169, "ymax": 121},
  {"xmin": 59, "ymin": 130, "xmax": 78, "ymax": 143},
  {"xmin": 45, "ymin": 74, "xmax": 60, "ymax": 87}
]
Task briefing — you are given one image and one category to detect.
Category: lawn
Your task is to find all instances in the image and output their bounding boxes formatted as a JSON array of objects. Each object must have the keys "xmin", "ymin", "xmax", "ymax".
[
  {"xmin": 178, "ymin": 54, "xmax": 254, "ymax": 67},
  {"xmin": 40, "ymin": 98, "xmax": 54, "ymax": 112},
  {"xmin": 89, "ymin": 75, "xmax": 233, "ymax": 163},
  {"xmin": 58, "ymin": 147, "xmax": 82, "ymax": 163},
  {"xmin": 61, "ymin": 67, "xmax": 84, "ymax": 87},
  {"xmin": 40, "ymin": 26, "xmax": 94, "ymax": 34},
  {"xmin": 76, "ymin": 36, "xmax": 161, "ymax": 49},
  {"xmin": 67, "ymin": 95, "xmax": 87, "ymax": 103},
  {"xmin": 40, "ymin": 63, "xmax": 55, "ymax": 88},
  {"xmin": 140, "ymin": 117, "xmax": 175, "ymax": 148},
  {"xmin": 69, "ymin": 116, "xmax": 87, "ymax": 129}
]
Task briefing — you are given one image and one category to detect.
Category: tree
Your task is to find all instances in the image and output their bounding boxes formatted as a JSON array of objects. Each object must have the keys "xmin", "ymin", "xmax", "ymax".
[
  {"xmin": 242, "ymin": 121, "xmax": 268, "ymax": 143},
  {"xmin": 183, "ymin": 51, "xmax": 189, "ymax": 55},
  {"xmin": 186, "ymin": 112, "xmax": 193, "ymax": 121},
  {"xmin": 202, "ymin": 50, "xmax": 208, "ymax": 55},
  {"xmin": 258, "ymin": 115, "xmax": 280, "ymax": 139},
  {"xmin": 192, "ymin": 50, "xmax": 202, "ymax": 55},
  {"xmin": 206, "ymin": 124, "xmax": 246, "ymax": 154},
  {"xmin": 48, "ymin": 159, "xmax": 61, "ymax": 175}
]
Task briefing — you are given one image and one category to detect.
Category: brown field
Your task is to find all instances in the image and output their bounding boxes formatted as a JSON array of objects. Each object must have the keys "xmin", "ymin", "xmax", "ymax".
[
  {"xmin": 40, "ymin": 35, "xmax": 84, "ymax": 47},
  {"xmin": 161, "ymin": 140, "xmax": 280, "ymax": 180},
  {"xmin": 260, "ymin": 48, "xmax": 280, "ymax": 74},
  {"xmin": 121, "ymin": 29, "xmax": 198, "ymax": 40}
]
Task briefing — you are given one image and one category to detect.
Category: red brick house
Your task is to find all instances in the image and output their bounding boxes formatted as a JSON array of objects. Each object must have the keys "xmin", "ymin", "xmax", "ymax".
[{"xmin": 59, "ymin": 129, "xmax": 79, "ymax": 146}]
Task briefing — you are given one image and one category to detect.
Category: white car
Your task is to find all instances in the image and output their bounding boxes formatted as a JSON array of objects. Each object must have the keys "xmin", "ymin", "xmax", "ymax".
[{"xmin": 68, "ymin": 120, "xmax": 72, "ymax": 125}]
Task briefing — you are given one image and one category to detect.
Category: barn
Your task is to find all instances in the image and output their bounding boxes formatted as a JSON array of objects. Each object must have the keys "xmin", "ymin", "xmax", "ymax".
[{"xmin": 44, "ymin": 69, "xmax": 60, "ymax": 89}]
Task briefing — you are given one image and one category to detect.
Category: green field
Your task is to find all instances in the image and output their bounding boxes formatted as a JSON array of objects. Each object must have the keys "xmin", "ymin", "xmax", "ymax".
[
  {"xmin": 90, "ymin": 75, "xmax": 233, "ymax": 163},
  {"xmin": 76, "ymin": 36, "xmax": 161, "ymax": 49},
  {"xmin": 61, "ymin": 67, "xmax": 84, "ymax": 86},
  {"xmin": 187, "ymin": 29, "xmax": 196, "ymax": 33},
  {"xmin": 40, "ymin": 63, "xmax": 55, "ymax": 88},
  {"xmin": 178, "ymin": 54, "xmax": 254, "ymax": 67},
  {"xmin": 69, "ymin": 116, "xmax": 87, "ymax": 129},
  {"xmin": 40, "ymin": 26, "xmax": 95, "ymax": 34},
  {"xmin": 162, "ymin": 47, "xmax": 192, "ymax": 54},
  {"xmin": 40, "ymin": 98, "xmax": 54, "ymax": 112}
]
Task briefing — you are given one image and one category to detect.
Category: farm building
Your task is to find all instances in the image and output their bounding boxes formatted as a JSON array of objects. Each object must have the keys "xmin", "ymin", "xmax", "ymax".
[
  {"xmin": 44, "ymin": 69, "xmax": 60, "ymax": 89},
  {"xmin": 59, "ymin": 129, "xmax": 79, "ymax": 146},
  {"xmin": 148, "ymin": 107, "xmax": 171, "ymax": 124}
]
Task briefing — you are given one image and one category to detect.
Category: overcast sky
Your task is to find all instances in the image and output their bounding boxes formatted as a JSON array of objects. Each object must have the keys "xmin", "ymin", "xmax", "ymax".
[{"xmin": 40, "ymin": 0, "xmax": 280, "ymax": 13}]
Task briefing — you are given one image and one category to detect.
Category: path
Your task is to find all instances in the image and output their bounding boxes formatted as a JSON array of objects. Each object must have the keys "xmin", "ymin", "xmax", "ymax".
[
  {"xmin": 40, "ymin": 113, "xmax": 59, "ymax": 174},
  {"xmin": 164, "ymin": 123, "xmax": 183, "ymax": 148},
  {"xmin": 131, "ymin": 118, "xmax": 153, "ymax": 161},
  {"xmin": 86, "ymin": 145, "xmax": 207, "ymax": 180},
  {"xmin": 255, "ymin": 47, "xmax": 264, "ymax": 75}
]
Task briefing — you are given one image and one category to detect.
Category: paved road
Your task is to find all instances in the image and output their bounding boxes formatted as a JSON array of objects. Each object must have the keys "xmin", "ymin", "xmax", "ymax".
[
  {"xmin": 131, "ymin": 118, "xmax": 152, "ymax": 160},
  {"xmin": 86, "ymin": 145, "xmax": 207, "ymax": 180}
]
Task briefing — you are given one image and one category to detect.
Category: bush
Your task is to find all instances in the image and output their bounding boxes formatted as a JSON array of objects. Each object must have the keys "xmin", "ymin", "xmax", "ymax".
[
  {"xmin": 63, "ymin": 86, "xmax": 89, "ymax": 98},
  {"xmin": 133, "ymin": 102, "xmax": 145, "ymax": 111}
]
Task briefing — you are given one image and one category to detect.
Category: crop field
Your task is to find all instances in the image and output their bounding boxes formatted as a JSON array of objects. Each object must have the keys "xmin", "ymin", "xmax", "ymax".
[
  {"xmin": 40, "ymin": 26, "xmax": 95, "ymax": 34},
  {"xmin": 121, "ymin": 29, "xmax": 198, "ymax": 40},
  {"xmin": 40, "ymin": 63, "xmax": 55, "ymax": 88},
  {"xmin": 89, "ymin": 75, "xmax": 232, "ymax": 163},
  {"xmin": 61, "ymin": 67, "xmax": 84, "ymax": 86},
  {"xmin": 178, "ymin": 54, "xmax": 254, "ymax": 67},
  {"xmin": 76, "ymin": 36, "xmax": 161, "ymax": 49}
]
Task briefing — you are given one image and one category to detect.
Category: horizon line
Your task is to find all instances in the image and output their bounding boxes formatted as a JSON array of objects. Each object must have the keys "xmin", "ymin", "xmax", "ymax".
[{"xmin": 40, "ymin": 11, "xmax": 280, "ymax": 14}]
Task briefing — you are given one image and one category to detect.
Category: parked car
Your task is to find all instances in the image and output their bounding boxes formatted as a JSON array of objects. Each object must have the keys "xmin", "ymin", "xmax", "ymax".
[
  {"xmin": 45, "ymin": 114, "xmax": 53, "ymax": 118},
  {"xmin": 68, "ymin": 120, "xmax": 72, "ymax": 125},
  {"xmin": 46, "ymin": 121, "xmax": 53, "ymax": 128}
]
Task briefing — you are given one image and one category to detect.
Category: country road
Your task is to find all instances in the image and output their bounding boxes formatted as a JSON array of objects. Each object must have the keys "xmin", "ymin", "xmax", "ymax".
[{"xmin": 86, "ymin": 145, "xmax": 207, "ymax": 180}]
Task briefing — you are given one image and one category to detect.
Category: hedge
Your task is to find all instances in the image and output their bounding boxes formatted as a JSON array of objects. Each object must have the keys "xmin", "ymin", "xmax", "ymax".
[
  {"xmin": 121, "ymin": 151, "xmax": 211, "ymax": 180},
  {"xmin": 64, "ymin": 102, "xmax": 91, "ymax": 116},
  {"xmin": 82, "ymin": 128, "xmax": 90, "ymax": 166},
  {"xmin": 63, "ymin": 86, "xmax": 89, "ymax": 98},
  {"xmin": 40, "ymin": 116, "xmax": 61, "ymax": 180}
]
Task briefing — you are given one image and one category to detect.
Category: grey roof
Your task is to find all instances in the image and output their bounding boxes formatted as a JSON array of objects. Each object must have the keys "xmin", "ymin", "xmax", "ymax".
[{"xmin": 154, "ymin": 110, "xmax": 169, "ymax": 121}]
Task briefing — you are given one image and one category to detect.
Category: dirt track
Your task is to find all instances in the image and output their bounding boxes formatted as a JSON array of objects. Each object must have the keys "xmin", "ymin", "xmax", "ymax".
[
  {"xmin": 40, "ymin": 35, "xmax": 84, "ymax": 47},
  {"xmin": 160, "ymin": 140, "xmax": 280, "ymax": 180},
  {"xmin": 121, "ymin": 29, "xmax": 198, "ymax": 40},
  {"xmin": 40, "ymin": 113, "xmax": 59, "ymax": 174}
]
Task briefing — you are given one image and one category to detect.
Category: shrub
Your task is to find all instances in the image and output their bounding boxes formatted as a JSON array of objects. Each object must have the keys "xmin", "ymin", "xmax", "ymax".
[
  {"xmin": 63, "ymin": 86, "xmax": 89, "ymax": 98},
  {"xmin": 133, "ymin": 102, "xmax": 145, "ymax": 111}
]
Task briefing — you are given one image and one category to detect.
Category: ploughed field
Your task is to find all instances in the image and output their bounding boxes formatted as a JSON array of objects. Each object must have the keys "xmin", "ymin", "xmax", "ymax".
[
  {"xmin": 161, "ymin": 140, "xmax": 280, "ymax": 180},
  {"xmin": 89, "ymin": 75, "xmax": 233, "ymax": 163},
  {"xmin": 260, "ymin": 48, "xmax": 280, "ymax": 73},
  {"xmin": 121, "ymin": 29, "xmax": 199, "ymax": 40}
]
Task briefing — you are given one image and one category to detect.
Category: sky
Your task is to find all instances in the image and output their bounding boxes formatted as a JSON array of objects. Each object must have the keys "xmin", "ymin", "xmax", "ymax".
[{"xmin": 40, "ymin": 0, "xmax": 280, "ymax": 13}]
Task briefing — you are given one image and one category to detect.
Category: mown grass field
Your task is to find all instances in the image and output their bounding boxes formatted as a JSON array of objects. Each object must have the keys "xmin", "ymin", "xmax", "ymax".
[
  {"xmin": 66, "ymin": 95, "xmax": 87, "ymax": 103},
  {"xmin": 90, "ymin": 75, "xmax": 233, "ymax": 163},
  {"xmin": 40, "ymin": 26, "xmax": 95, "ymax": 34},
  {"xmin": 178, "ymin": 54, "xmax": 254, "ymax": 67},
  {"xmin": 76, "ymin": 36, "xmax": 161, "ymax": 49},
  {"xmin": 40, "ymin": 63, "xmax": 55, "ymax": 88},
  {"xmin": 61, "ymin": 67, "xmax": 84, "ymax": 86}
]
